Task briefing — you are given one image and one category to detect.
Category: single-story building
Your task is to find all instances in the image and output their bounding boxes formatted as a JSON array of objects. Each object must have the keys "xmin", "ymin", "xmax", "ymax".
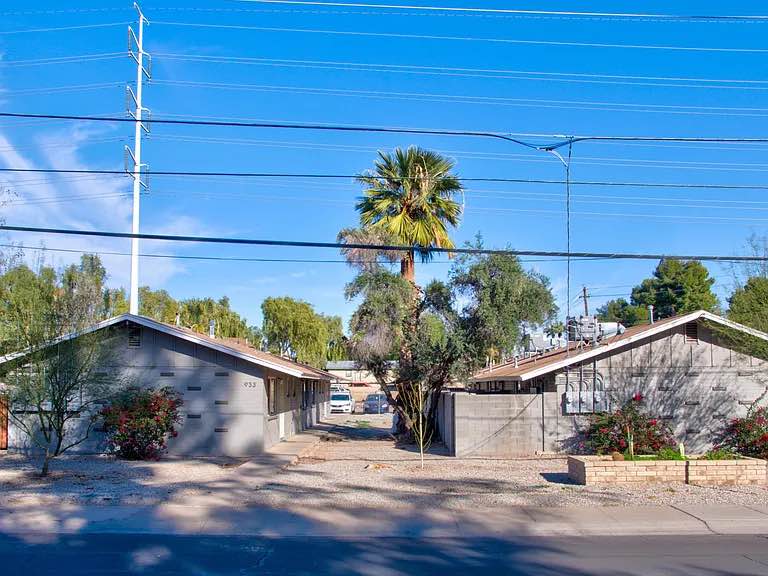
[
  {"xmin": 0, "ymin": 314, "xmax": 333, "ymax": 457},
  {"xmin": 325, "ymin": 360, "xmax": 397, "ymax": 387},
  {"xmin": 437, "ymin": 310, "xmax": 768, "ymax": 457}
]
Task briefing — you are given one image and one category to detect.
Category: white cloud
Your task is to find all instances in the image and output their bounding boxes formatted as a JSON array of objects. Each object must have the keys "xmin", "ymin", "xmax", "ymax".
[{"xmin": 0, "ymin": 124, "xmax": 210, "ymax": 290}]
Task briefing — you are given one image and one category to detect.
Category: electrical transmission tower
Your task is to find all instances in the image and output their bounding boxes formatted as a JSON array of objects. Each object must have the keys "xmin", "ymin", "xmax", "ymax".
[{"xmin": 125, "ymin": 2, "xmax": 151, "ymax": 315}]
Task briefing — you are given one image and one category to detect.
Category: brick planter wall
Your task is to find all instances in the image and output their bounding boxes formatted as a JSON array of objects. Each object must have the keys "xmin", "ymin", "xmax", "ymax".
[
  {"xmin": 568, "ymin": 455, "xmax": 767, "ymax": 486},
  {"xmin": 686, "ymin": 458, "xmax": 767, "ymax": 486}
]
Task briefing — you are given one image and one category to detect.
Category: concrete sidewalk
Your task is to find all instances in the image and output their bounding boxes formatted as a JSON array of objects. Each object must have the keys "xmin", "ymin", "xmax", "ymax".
[{"xmin": 2, "ymin": 502, "xmax": 767, "ymax": 539}]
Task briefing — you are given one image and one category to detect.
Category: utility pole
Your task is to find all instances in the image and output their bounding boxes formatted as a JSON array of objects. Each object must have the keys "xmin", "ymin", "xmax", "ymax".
[
  {"xmin": 582, "ymin": 285, "xmax": 589, "ymax": 317},
  {"xmin": 126, "ymin": 3, "xmax": 151, "ymax": 315}
]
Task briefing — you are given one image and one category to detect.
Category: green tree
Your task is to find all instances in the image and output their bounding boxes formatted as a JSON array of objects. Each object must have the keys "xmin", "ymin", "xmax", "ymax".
[
  {"xmin": 355, "ymin": 147, "xmax": 463, "ymax": 283},
  {"xmin": 321, "ymin": 314, "xmax": 347, "ymax": 361},
  {"xmin": 451, "ymin": 249, "xmax": 557, "ymax": 367},
  {"xmin": 345, "ymin": 242, "xmax": 556, "ymax": 438},
  {"xmin": 596, "ymin": 298, "xmax": 648, "ymax": 328},
  {"xmin": 180, "ymin": 296, "xmax": 259, "ymax": 342},
  {"xmin": 630, "ymin": 259, "xmax": 719, "ymax": 319},
  {"xmin": 728, "ymin": 277, "xmax": 768, "ymax": 333},
  {"xmin": 139, "ymin": 287, "xmax": 179, "ymax": 324},
  {"xmin": 261, "ymin": 297, "xmax": 328, "ymax": 367},
  {"xmin": 0, "ymin": 257, "xmax": 122, "ymax": 476},
  {"xmin": 104, "ymin": 287, "xmax": 129, "ymax": 317}
]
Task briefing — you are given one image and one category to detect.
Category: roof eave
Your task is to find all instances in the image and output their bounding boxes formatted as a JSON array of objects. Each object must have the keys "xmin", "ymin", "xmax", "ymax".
[{"xmin": 470, "ymin": 310, "xmax": 768, "ymax": 383}]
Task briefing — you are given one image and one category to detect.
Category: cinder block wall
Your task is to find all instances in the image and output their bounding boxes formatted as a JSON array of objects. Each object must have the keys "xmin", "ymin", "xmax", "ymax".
[{"xmin": 447, "ymin": 391, "xmax": 559, "ymax": 457}]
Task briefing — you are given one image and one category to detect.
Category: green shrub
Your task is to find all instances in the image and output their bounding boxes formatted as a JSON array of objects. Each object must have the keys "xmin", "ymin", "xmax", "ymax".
[
  {"xmin": 715, "ymin": 406, "xmax": 768, "ymax": 460},
  {"xmin": 656, "ymin": 446, "xmax": 686, "ymax": 461},
  {"xmin": 583, "ymin": 394, "xmax": 675, "ymax": 456},
  {"xmin": 101, "ymin": 387, "xmax": 183, "ymax": 460},
  {"xmin": 700, "ymin": 448, "xmax": 738, "ymax": 461}
]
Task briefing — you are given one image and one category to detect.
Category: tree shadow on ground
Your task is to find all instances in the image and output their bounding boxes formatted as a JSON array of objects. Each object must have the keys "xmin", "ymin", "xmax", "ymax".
[{"xmin": 2, "ymin": 416, "xmax": 766, "ymax": 575}]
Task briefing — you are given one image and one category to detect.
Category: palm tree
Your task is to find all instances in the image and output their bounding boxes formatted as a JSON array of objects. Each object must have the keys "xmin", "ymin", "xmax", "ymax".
[
  {"xmin": 337, "ymin": 226, "xmax": 404, "ymax": 273},
  {"xmin": 355, "ymin": 146, "xmax": 463, "ymax": 283}
]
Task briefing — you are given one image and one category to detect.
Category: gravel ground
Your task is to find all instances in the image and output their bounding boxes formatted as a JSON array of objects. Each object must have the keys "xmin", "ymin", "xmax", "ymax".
[
  {"xmin": 2, "ymin": 413, "xmax": 766, "ymax": 509},
  {"xmin": 259, "ymin": 414, "xmax": 768, "ymax": 510},
  {"xmin": 0, "ymin": 453, "xmax": 251, "ymax": 506}
]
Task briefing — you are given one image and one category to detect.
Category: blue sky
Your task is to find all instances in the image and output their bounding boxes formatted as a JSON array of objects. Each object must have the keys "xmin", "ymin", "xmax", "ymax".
[{"xmin": 1, "ymin": 0, "xmax": 767, "ymax": 329}]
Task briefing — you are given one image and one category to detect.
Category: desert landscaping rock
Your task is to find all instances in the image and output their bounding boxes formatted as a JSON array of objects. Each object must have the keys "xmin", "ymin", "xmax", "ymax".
[{"xmin": 2, "ymin": 415, "xmax": 766, "ymax": 510}]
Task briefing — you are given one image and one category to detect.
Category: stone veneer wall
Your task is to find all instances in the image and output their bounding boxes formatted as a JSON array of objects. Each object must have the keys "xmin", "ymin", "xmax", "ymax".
[{"xmin": 568, "ymin": 455, "xmax": 767, "ymax": 486}]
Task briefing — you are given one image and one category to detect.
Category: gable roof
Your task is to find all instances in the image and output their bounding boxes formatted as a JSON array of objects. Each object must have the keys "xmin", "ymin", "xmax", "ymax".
[
  {"xmin": 0, "ymin": 314, "xmax": 332, "ymax": 381},
  {"xmin": 472, "ymin": 310, "xmax": 768, "ymax": 383}
]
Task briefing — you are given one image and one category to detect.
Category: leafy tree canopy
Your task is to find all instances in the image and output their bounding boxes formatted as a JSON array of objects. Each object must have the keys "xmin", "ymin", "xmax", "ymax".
[
  {"xmin": 728, "ymin": 276, "xmax": 768, "ymax": 333},
  {"xmin": 451, "ymin": 248, "xmax": 557, "ymax": 367},
  {"xmin": 345, "ymin": 237, "xmax": 557, "ymax": 434},
  {"xmin": 261, "ymin": 296, "xmax": 343, "ymax": 367},
  {"xmin": 629, "ymin": 258, "xmax": 719, "ymax": 320},
  {"xmin": 596, "ymin": 298, "xmax": 649, "ymax": 328}
]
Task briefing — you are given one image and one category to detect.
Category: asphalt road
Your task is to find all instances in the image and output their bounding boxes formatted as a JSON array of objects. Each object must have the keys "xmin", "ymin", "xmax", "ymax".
[{"xmin": 3, "ymin": 533, "xmax": 768, "ymax": 575}]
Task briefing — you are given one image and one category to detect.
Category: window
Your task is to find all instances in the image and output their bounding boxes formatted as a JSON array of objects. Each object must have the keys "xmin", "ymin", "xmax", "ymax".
[
  {"xmin": 685, "ymin": 322, "xmax": 699, "ymax": 343},
  {"xmin": 128, "ymin": 324, "xmax": 141, "ymax": 348},
  {"xmin": 268, "ymin": 377, "xmax": 277, "ymax": 415}
]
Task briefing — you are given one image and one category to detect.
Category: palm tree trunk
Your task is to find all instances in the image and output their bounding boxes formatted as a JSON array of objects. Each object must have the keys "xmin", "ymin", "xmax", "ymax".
[{"xmin": 400, "ymin": 250, "xmax": 415, "ymax": 283}]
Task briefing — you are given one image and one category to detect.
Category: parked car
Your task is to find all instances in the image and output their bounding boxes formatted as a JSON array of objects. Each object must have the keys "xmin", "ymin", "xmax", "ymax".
[
  {"xmin": 330, "ymin": 391, "xmax": 354, "ymax": 414},
  {"xmin": 362, "ymin": 393, "xmax": 390, "ymax": 414},
  {"xmin": 330, "ymin": 383, "xmax": 348, "ymax": 393}
]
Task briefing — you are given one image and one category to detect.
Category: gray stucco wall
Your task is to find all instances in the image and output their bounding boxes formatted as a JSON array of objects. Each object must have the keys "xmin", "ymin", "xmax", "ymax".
[
  {"xmin": 444, "ymin": 320, "xmax": 768, "ymax": 457},
  {"xmin": 5, "ymin": 321, "xmax": 330, "ymax": 457}
]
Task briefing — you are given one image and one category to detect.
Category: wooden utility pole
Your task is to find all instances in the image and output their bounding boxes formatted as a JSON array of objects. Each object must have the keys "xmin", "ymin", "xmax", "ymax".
[{"xmin": 582, "ymin": 285, "xmax": 589, "ymax": 316}]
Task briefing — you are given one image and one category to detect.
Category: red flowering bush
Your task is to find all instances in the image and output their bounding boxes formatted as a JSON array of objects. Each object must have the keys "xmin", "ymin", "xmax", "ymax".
[
  {"xmin": 715, "ymin": 406, "xmax": 768, "ymax": 460},
  {"xmin": 101, "ymin": 387, "xmax": 183, "ymax": 460},
  {"xmin": 584, "ymin": 394, "xmax": 675, "ymax": 457}
]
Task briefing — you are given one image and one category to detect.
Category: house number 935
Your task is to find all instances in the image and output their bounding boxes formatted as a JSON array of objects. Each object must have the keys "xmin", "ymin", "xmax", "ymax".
[{"xmin": 243, "ymin": 381, "xmax": 260, "ymax": 388}]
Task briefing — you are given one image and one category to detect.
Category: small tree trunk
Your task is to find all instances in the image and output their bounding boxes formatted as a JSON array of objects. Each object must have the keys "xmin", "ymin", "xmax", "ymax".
[
  {"xmin": 41, "ymin": 448, "xmax": 52, "ymax": 477},
  {"xmin": 418, "ymin": 384, "xmax": 425, "ymax": 469}
]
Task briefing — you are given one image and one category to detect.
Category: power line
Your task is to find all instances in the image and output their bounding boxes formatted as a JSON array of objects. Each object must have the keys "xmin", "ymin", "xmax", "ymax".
[
  {"xmin": 154, "ymin": 21, "xmax": 768, "ymax": 53},
  {"xmin": 234, "ymin": 1, "xmax": 768, "ymax": 21},
  {"xmin": 0, "ymin": 82, "xmax": 125, "ymax": 96},
  {"xmin": 4, "ymin": 112, "xmax": 768, "ymax": 149},
  {"xmin": 152, "ymin": 79, "xmax": 768, "ymax": 117},
  {"xmin": 156, "ymin": 53, "xmax": 768, "ymax": 91},
  {"xmin": 2, "ymin": 225, "xmax": 767, "ymax": 262},
  {"xmin": 0, "ymin": 22, "xmax": 129, "ymax": 35},
  {"xmin": 0, "ymin": 243, "xmax": 585, "ymax": 265},
  {"xmin": 149, "ymin": 134, "xmax": 768, "ymax": 172},
  {"xmin": 0, "ymin": 112, "xmax": 544, "ymax": 148},
  {"xmin": 0, "ymin": 53, "xmax": 125, "ymax": 67},
  {"xmin": 5, "ymin": 166, "xmax": 768, "ymax": 191},
  {"xmin": 150, "ymin": 133, "xmax": 768, "ymax": 162}
]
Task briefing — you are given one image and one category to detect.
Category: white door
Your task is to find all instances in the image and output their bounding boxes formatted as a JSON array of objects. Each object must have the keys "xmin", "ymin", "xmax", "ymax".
[{"xmin": 278, "ymin": 412, "xmax": 286, "ymax": 439}]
